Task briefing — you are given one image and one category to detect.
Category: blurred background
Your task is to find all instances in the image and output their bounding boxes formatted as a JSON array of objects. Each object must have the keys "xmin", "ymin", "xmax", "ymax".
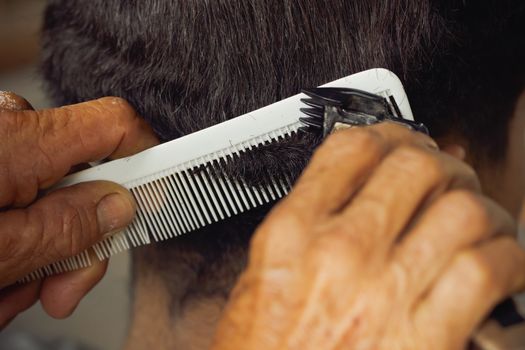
[
  {"xmin": 0, "ymin": 1, "xmax": 131, "ymax": 349},
  {"xmin": 0, "ymin": 0, "xmax": 47, "ymax": 108},
  {"xmin": 1, "ymin": 1, "xmax": 525, "ymax": 349}
]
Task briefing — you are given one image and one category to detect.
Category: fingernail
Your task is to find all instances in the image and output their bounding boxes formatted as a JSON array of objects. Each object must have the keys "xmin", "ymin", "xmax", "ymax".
[
  {"xmin": 0, "ymin": 91, "xmax": 34, "ymax": 111},
  {"xmin": 97, "ymin": 193, "xmax": 135, "ymax": 234}
]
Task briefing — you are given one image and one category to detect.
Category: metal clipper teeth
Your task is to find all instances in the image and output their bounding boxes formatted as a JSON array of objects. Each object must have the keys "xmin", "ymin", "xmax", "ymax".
[{"xmin": 299, "ymin": 87, "xmax": 429, "ymax": 137}]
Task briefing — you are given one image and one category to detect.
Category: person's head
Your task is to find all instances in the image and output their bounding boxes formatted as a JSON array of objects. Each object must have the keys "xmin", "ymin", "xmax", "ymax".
[{"xmin": 41, "ymin": 0, "xmax": 525, "ymax": 348}]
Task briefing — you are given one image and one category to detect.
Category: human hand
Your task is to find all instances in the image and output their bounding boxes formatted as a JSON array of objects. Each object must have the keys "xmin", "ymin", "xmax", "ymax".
[
  {"xmin": 0, "ymin": 92, "xmax": 158, "ymax": 327},
  {"xmin": 212, "ymin": 123, "xmax": 525, "ymax": 350}
]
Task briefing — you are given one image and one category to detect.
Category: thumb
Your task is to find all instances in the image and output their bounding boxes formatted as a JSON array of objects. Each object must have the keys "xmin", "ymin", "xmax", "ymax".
[{"xmin": 0, "ymin": 181, "xmax": 135, "ymax": 287}]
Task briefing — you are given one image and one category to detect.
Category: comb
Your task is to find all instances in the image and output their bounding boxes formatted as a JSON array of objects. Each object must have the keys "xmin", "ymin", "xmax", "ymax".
[{"xmin": 20, "ymin": 68, "xmax": 415, "ymax": 282}]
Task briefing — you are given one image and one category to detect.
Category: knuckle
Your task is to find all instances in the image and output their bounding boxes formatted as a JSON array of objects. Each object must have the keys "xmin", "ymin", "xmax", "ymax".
[
  {"xmin": 56, "ymin": 204, "xmax": 93, "ymax": 256},
  {"xmin": 374, "ymin": 121, "xmax": 413, "ymax": 135},
  {"xmin": 0, "ymin": 210, "xmax": 48, "ymax": 272},
  {"xmin": 0, "ymin": 212, "xmax": 40, "ymax": 264},
  {"xmin": 97, "ymin": 97, "xmax": 137, "ymax": 120},
  {"xmin": 348, "ymin": 193, "xmax": 389, "ymax": 233},
  {"xmin": 324, "ymin": 128, "xmax": 385, "ymax": 155},
  {"xmin": 249, "ymin": 215, "xmax": 306, "ymax": 269},
  {"xmin": 390, "ymin": 146, "xmax": 444, "ymax": 180},
  {"xmin": 308, "ymin": 225, "xmax": 367, "ymax": 266},
  {"xmin": 457, "ymin": 251, "xmax": 497, "ymax": 292},
  {"xmin": 30, "ymin": 199, "xmax": 95, "ymax": 260},
  {"xmin": 347, "ymin": 128, "xmax": 385, "ymax": 152},
  {"xmin": 260, "ymin": 208, "xmax": 302, "ymax": 240},
  {"xmin": 440, "ymin": 190, "xmax": 490, "ymax": 226},
  {"xmin": 309, "ymin": 234, "xmax": 350, "ymax": 266}
]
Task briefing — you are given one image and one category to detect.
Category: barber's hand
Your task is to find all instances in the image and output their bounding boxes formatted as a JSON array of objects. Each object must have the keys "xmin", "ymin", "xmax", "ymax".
[
  {"xmin": 212, "ymin": 123, "xmax": 525, "ymax": 350},
  {"xmin": 0, "ymin": 92, "xmax": 158, "ymax": 327}
]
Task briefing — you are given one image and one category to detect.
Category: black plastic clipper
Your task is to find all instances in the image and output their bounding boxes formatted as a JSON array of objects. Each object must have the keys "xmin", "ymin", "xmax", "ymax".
[{"xmin": 299, "ymin": 87, "xmax": 429, "ymax": 137}]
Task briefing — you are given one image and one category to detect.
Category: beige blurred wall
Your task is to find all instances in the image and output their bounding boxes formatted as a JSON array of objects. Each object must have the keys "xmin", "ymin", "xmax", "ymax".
[{"xmin": 0, "ymin": 0, "xmax": 46, "ymax": 72}]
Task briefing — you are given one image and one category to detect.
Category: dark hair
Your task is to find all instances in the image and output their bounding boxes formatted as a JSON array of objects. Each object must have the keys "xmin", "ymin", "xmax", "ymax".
[{"xmin": 41, "ymin": 0, "xmax": 525, "ymax": 312}]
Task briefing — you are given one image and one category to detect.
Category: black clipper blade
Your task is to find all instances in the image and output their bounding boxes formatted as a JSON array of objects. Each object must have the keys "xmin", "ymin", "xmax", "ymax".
[{"xmin": 299, "ymin": 87, "xmax": 429, "ymax": 137}]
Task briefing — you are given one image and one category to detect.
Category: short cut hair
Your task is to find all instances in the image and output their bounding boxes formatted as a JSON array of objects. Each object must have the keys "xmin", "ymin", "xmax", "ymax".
[{"xmin": 41, "ymin": 0, "xmax": 525, "ymax": 313}]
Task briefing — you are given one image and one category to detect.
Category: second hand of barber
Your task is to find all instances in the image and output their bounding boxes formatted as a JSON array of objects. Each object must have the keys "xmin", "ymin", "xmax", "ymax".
[{"xmin": 212, "ymin": 123, "xmax": 525, "ymax": 350}]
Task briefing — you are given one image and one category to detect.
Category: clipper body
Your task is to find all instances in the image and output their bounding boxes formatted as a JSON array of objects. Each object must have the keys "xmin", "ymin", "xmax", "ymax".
[{"xmin": 299, "ymin": 87, "xmax": 428, "ymax": 137}]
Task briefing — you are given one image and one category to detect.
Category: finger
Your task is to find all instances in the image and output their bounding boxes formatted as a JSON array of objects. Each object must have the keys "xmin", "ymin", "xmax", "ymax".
[
  {"xmin": 1, "ymin": 97, "xmax": 159, "ymax": 207},
  {"xmin": 283, "ymin": 123, "xmax": 437, "ymax": 223},
  {"xmin": 393, "ymin": 191, "xmax": 516, "ymax": 296},
  {"xmin": 38, "ymin": 97, "xmax": 159, "ymax": 161},
  {"xmin": 0, "ymin": 93, "xmax": 94, "ymax": 182},
  {"xmin": 40, "ymin": 255, "xmax": 108, "ymax": 318},
  {"xmin": 339, "ymin": 146, "xmax": 480, "ymax": 251},
  {"xmin": 0, "ymin": 281, "xmax": 41, "ymax": 328},
  {"xmin": 0, "ymin": 181, "xmax": 135, "ymax": 287},
  {"xmin": 414, "ymin": 236, "xmax": 525, "ymax": 348},
  {"xmin": 0, "ymin": 91, "xmax": 34, "ymax": 111}
]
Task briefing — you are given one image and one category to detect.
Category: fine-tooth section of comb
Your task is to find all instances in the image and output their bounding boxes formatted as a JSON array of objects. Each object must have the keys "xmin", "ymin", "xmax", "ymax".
[
  {"xmin": 18, "ymin": 250, "xmax": 92, "ymax": 283},
  {"xmin": 22, "ymin": 127, "xmax": 299, "ymax": 281},
  {"xmin": 20, "ymin": 68, "xmax": 415, "ymax": 282}
]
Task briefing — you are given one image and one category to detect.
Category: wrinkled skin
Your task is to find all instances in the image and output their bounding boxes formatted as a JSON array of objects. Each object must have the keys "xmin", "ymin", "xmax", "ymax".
[
  {"xmin": 212, "ymin": 124, "xmax": 525, "ymax": 350},
  {"xmin": 1, "ymin": 92, "xmax": 524, "ymax": 349},
  {"xmin": 0, "ymin": 93, "xmax": 158, "ymax": 326}
]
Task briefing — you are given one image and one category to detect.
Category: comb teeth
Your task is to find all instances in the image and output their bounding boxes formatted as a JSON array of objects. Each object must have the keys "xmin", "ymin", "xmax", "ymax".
[
  {"xmin": 18, "ymin": 251, "xmax": 92, "ymax": 283},
  {"xmin": 18, "ymin": 69, "xmax": 417, "ymax": 283},
  {"xmin": 20, "ymin": 125, "xmax": 299, "ymax": 283}
]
